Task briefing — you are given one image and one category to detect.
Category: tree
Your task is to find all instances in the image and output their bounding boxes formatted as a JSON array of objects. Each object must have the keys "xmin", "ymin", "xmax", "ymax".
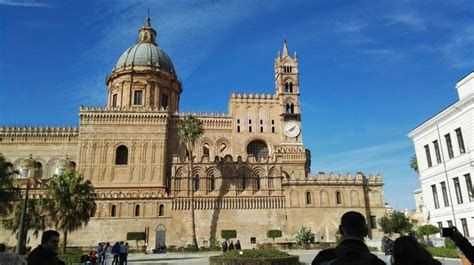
[
  {"xmin": 42, "ymin": 170, "xmax": 96, "ymax": 254},
  {"xmin": 378, "ymin": 211, "xmax": 413, "ymax": 236},
  {"xmin": 410, "ymin": 155, "xmax": 418, "ymax": 174},
  {"xmin": 295, "ymin": 227, "xmax": 315, "ymax": 245},
  {"xmin": 178, "ymin": 115, "xmax": 204, "ymax": 248},
  {"xmin": 417, "ymin": 224, "xmax": 439, "ymax": 244},
  {"xmin": 2, "ymin": 199, "xmax": 46, "ymax": 238},
  {"xmin": 0, "ymin": 154, "xmax": 18, "ymax": 217},
  {"xmin": 267, "ymin": 230, "xmax": 282, "ymax": 242}
]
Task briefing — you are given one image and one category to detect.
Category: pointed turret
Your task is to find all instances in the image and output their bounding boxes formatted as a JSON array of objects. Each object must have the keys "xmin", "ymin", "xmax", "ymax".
[{"xmin": 282, "ymin": 40, "xmax": 289, "ymax": 57}]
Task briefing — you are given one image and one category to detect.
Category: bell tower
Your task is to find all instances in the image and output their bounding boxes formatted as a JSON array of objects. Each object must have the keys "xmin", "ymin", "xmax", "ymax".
[{"xmin": 275, "ymin": 41, "xmax": 302, "ymax": 144}]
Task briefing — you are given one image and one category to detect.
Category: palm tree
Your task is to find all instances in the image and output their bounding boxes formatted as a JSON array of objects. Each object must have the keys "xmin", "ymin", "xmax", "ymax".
[
  {"xmin": 0, "ymin": 154, "xmax": 18, "ymax": 217},
  {"xmin": 178, "ymin": 115, "xmax": 204, "ymax": 248},
  {"xmin": 2, "ymin": 199, "xmax": 46, "ymax": 238},
  {"xmin": 410, "ymin": 155, "xmax": 418, "ymax": 174},
  {"xmin": 42, "ymin": 170, "xmax": 96, "ymax": 254}
]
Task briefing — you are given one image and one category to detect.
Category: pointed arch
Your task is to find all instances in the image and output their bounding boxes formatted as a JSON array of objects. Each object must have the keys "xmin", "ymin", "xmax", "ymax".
[
  {"xmin": 350, "ymin": 190, "xmax": 360, "ymax": 207},
  {"xmin": 319, "ymin": 190, "xmax": 329, "ymax": 206}
]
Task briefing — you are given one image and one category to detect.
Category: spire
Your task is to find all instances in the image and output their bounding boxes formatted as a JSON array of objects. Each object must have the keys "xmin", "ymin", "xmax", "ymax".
[
  {"xmin": 282, "ymin": 39, "xmax": 289, "ymax": 57},
  {"xmin": 145, "ymin": 9, "xmax": 151, "ymax": 27}
]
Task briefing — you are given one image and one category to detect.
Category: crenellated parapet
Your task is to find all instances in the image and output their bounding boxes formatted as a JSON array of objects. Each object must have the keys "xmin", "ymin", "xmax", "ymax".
[
  {"xmin": 285, "ymin": 172, "xmax": 383, "ymax": 185},
  {"xmin": 79, "ymin": 105, "xmax": 169, "ymax": 124},
  {"xmin": 230, "ymin": 92, "xmax": 278, "ymax": 105},
  {"xmin": 0, "ymin": 126, "xmax": 79, "ymax": 142}
]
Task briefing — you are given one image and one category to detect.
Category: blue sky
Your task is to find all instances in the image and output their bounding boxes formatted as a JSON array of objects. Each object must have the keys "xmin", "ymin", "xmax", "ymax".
[{"xmin": 0, "ymin": 0, "xmax": 473, "ymax": 210}]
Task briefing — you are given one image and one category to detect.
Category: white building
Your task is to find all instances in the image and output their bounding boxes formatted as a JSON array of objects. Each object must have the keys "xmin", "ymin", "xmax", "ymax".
[
  {"xmin": 414, "ymin": 188, "xmax": 424, "ymax": 213},
  {"xmin": 408, "ymin": 71, "xmax": 474, "ymax": 239}
]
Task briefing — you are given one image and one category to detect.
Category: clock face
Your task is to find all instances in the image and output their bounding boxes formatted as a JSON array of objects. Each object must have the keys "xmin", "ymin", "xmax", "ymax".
[{"xmin": 283, "ymin": 121, "xmax": 301, "ymax": 138}]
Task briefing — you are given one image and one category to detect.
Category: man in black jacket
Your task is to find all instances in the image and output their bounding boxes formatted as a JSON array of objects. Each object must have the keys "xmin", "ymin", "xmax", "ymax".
[
  {"xmin": 312, "ymin": 211, "xmax": 386, "ymax": 265},
  {"xmin": 449, "ymin": 227, "xmax": 474, "ymax": 263},
  {"xmin": 27, "ymin": 230, "xmax": 65, "ymax": 265}
]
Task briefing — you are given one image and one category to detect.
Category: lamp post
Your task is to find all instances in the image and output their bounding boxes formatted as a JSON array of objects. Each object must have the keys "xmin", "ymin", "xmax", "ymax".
[{"xmin": 15, "ymin": 155, "xmax": 36, "ymax": 255}]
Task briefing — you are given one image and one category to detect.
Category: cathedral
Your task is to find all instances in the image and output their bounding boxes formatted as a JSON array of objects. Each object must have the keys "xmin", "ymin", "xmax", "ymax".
[{"xmin": 0, "ymin": 17, "xmax": 385, "ymax": 249}]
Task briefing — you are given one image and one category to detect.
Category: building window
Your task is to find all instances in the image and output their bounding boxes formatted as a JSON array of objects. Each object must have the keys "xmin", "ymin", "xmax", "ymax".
[
  {"xmin": 437, "ymin": 222, "xmax": 443, "ymax": 232},
  {"xmin": 112, "ymin": 94, "xmax": 118, "ymax": 107},
  {"xmin": 210, "ymin": 174, "xmax": 215, "ymax": 191},
  {"xmin": 433, "ymin": 140, "xmax": 442, "ymax": 164},
  {"xmin": 161, "ymin": 95, "xmax": 169, "ymax": 109},
  {"xmin": 248, "ymin": 119, "xmax": 252, "ymax": 132},
  {"xmin": 255, "ymin": 176, "xmax": 260, "ymax": 191},
  {"xmin": 336, "ymin": 191, "xmax": 342, "ymax": 205},
  {"xmin": 35, "ymin": 162, "xmax": 43, "ymax": 179},
  {"xmin": 242, "ymin": 175, "xmax": 247, "ymax": 190},
  {"xmin": 203, "ymin": 143, "xmax": 210, "ymax": 156},
  {"xmin": 445, "ymin": 133, "xmax": 454, "ymax": 159},
  {"xmin": 455, "ymin": 128, "xmax": 466, "ymax": 154},
  {"xmin": 237, "ymin": 119, "xmax": 240, "ymax": 133},
  {"xmin": 271, "ymin": 120, "xmax": 275, "ymax": 133},
  {"xmin": 158, "ymin": 204, "xmax": 164, "ymax": 216},
  {"xmin": 370, "ymin": 216, "xmax": 377, "ymax": 229},
  {"xmin": 431, "ymin": 184, "xmax": 440, "ymax": 209},
  {"xmin": 447, "ymin": 220, "xmax": 453, "ymax": 227},
  {"xmin": 134, "ymin": 205, "xmax": 140, "ymax": 217},
  {"xmin": 461, "ymin": 218, "xmax": 469, "ymax": 237},
  {"xmin": 306, "ymin": 192, "xmax": 312, "ymax": 204},
  {"xmin": 260, "ymin": 120, "xmax": 263, "ymax": 133},
  {"xmin": 424, "ymin": 145, "xmax": 432, "ymax": 168},
  {"xmin": 115, "ymin": 145, "xmax": 128, "ymax": 165},
  {"xmin": 454, "ymin": 177, "xmax": 463, "ymax": 204},
  {"xmin": 247, "ymin": 140, "xmax": 269, "ymax": 160},
  {"xmin": 111, "ymin": 205, "xmax": 117, "ymax": 217},
  {"xmin": 465, "ymin": 174, "xmax": 473, "ymax": 202},
  {"xmin": 133, "ymin": 90, "xmax": 143, "ymax": 105},
  {"xmin": 194, "ymin": 174, "xmax": 200, "ymax": 191},
  {"xmin": 441, "ymin": 181, "xmax": 449, "ymax": 207}
]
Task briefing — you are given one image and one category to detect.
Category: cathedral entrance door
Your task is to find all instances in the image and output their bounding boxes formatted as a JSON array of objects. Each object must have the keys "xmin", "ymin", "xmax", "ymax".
[{"xmin": 155, "ymin": 225, "xmax": 166, "ymax": 249}]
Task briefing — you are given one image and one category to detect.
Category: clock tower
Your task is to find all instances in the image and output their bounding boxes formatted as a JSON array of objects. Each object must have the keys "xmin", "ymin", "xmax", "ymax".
[{"xmin": 275, "ymin": 41, "xmax": 303, "ymax": 145}]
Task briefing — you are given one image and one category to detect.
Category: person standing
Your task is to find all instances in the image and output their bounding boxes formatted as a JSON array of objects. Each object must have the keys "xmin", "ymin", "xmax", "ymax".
[
  {"xmin": 221, "ymin": 240, "xmax": 228, "ymax": 253},
  {"xmin": 27, "ymin": 230, "xmax": 65, "ymax": 265},
  {"xmin": 235, "ymin": 240, "xmax": 241, "ymax": 250},
  {"xmin": 311, "ymin": 211, "xmax": 385, "ymax": 265},
  {"xmin": 101, "ymin": 242, "xmax": 110, "ymax": 265},
  {"xmin": 384, "ymin": 237, "xmax": 394, "ymax": 265},
  {"xmin": 111, "ymin": 242, "xmax": 120, "ymax": 265},
  {"xmin": 392, "ymin": 236, "xmax": 440, "ymax": 265},
  {"xmin": 229, "ymin": 240, "xmax": 234, "ymax": 250}
]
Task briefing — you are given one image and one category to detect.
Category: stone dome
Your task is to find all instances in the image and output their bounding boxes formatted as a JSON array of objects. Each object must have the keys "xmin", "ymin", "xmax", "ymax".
[
  {"xmin": 113, "ymin": 17, "xmax": 176, "ymax": 77},
  {"xmin": 115, "ymin": 43, "xmax": 176, "ymax": 76}
]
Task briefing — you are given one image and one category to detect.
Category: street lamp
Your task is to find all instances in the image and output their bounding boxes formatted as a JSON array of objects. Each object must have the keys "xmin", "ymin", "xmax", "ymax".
[{"xmin": 15, "ymin": 154, "xmax": 36, "ymax": 255}]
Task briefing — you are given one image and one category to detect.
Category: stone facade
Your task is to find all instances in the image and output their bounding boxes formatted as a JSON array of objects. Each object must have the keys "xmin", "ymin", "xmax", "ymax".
[{"xmin": 0, "ymin": 18, "xmax": 385, "ymax": 250}]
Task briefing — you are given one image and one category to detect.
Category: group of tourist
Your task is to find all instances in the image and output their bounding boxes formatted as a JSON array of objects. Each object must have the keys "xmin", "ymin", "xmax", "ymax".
[
  {"xmin": 95, "ymin": 241, "xmax": 129, "ymax": 265},
  {"xmin": 221, "ymin": 239, "xmax": 242, "ymax": 252},
  {"xmin": 311, "ymin": 211, "xmax": 474, "ymax": 265}
]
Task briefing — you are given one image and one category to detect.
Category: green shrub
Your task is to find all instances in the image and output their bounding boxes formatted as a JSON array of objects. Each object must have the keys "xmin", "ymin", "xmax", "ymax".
[
  {"xmin": 368, "ymin": 246, "xmax": 378, "ymax": 252},
  {"xmin": 267, "ymin": 230, "xmax": 282, "ymax": 242},
  {"xmin": 185, "ymin": 244, "xmax": 199, "ymax": 252},
  {"xmin": 295, "ymin": 227, "xmax": 315, "ymax": 245},
  {"xmin": 444, "ymin": 238, "xmax": 456, "ymax": 249},
  {"xmin": 221, "ymin": 230, "xmax": 237, "ymax": 239},
  {"xmin": 222, "ymin": 249, "xmax": 289, "ymax": 258},
  {"xmin": 426, "ymin": 247, "xmax": 459, "ymax": 258}
]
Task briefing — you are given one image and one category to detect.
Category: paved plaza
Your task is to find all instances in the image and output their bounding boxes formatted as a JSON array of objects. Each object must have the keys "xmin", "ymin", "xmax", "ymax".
[{"xmin": 126, "ymin": 250, "xmax": 462, "ymax": 265}]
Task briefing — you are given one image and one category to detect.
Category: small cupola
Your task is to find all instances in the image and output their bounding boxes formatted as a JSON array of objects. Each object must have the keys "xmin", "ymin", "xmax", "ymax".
[{"xmin": 138, "ymin": 16, "xmax": 157, "ymax": 44}]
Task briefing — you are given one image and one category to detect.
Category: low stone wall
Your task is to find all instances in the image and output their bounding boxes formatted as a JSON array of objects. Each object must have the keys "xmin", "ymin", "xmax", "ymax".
[{"xmin": 209, "ymin": 255, "xmax": 300, "ymax": 265}]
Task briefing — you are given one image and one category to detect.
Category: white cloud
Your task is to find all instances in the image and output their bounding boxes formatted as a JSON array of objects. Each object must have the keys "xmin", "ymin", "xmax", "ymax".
[
  {"xmin": 386, "ymin": 11, "xmax": 425, "ymax": 30},
  {"xmin": 0, "ymin": 0, "xmax": 51, "ymax": 7},
  {"xmin": 441, "ymin": 25, "xmax": 474, "ymax": 68}
]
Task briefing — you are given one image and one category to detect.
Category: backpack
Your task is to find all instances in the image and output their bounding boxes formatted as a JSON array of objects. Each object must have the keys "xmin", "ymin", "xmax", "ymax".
[{"xmin": 321, "ymin": 248, "xmax": 377, "ymax": 265}]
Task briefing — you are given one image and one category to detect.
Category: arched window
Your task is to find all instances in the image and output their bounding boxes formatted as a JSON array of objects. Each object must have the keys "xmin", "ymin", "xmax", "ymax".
[
  {"xmin": 203, "ymin": 143, "xmax": 210, "ymax": 156},
  {"xmin": 306, "ymin": 192, "xmax": 312, "ymax": 204},
  {"xmin": 135, "ymin": 205, "xmax": 140, "ymax": 217},
  {"xmin": 289, "ymin": 83, "xmax": 293, "ymax": 93},
  {"xmin": 242, "ymin": 175, "xmax": 247, "ymax": 190},
  {"xmin": 158, "ymin": 204, "xmax": 164, "ymax": 216},
  {"xmin": 210, "ymin": 174, "xmax": 215, "ymax": 191},
  {"xmin": 286, "ymin": 103, "xmax": 291, "ymax": 113},
  {"xmin": 70, "ymin": 161, "xmax": 77, "ymax": 169},
  {"xmin": 194, "ymin": 174, "xmax": 200, "ymax": 191},
  {"xmin": 115, "ymin": 145, "xmax": 128, "ymax": 165},
  {"xmin": 336, "ymin": 191, "xmax": 342, "ymax": 205},
  {"xmin": 111, "ymin": 205, "xmax": 117, "ymax": 217},
  {"xmin": 255, "ymin": 176, "xmax": 261, "ymax": 191},
  {"xmin": 246, "ymin": 140, "xmax": 269, "ymax": 160},
  {"xmin": 290, "ymin": 103, "xmax": 295, "ymax": 114},
  {"xmin": 35, "ymin": 162, "xmax": 43, "ymax": 179},
  {"xmin": 285, "ymin": 83, "xmax": 290, "ymax": 92}
]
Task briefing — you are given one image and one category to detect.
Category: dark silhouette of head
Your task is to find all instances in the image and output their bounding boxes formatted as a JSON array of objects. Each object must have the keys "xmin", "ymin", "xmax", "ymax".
[
  {"xmin": 339, "ymin": 211, "xmax": 368, "ymax": 239},
  {"xmin": 393, "ymin": 236, "xmax": 441, "ymax": 265},
  {"xmin": 41, "ymin": 230, "xmax": 60, "ymax": 253}
]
